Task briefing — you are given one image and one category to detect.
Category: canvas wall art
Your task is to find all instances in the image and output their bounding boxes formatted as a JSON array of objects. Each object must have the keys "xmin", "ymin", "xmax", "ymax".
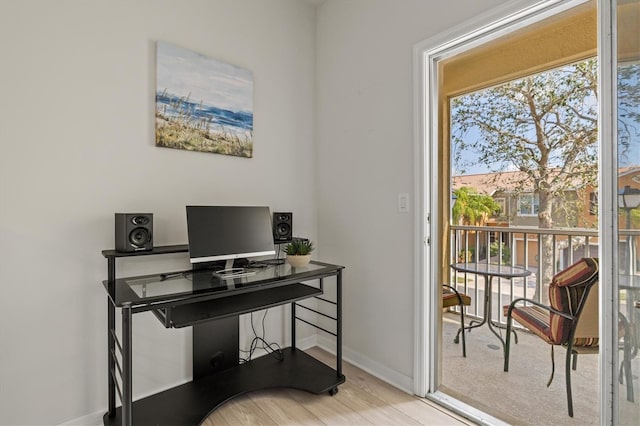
[{"xmin": 155, "ymin": 41, "xmax": 254, "ymax": 158}]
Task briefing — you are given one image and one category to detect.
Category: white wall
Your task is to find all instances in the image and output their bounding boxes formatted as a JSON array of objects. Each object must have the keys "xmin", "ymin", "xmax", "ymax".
[
  {"xmin": 0, "ymin": 0, "xmax": 317, "ymax": 424},
  {"xmin": 316, "ymin": 0, "xmax": 507, "ymax": 388},
  {"xmin": 0, "ymin": 0, "xmax": 528, "ymax": 423}
]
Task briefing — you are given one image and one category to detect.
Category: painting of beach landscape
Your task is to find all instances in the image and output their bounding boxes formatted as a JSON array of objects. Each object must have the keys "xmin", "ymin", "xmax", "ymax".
[{"xmin": 155, "ymin": 41, "xmax": 253, "ymax": 157}]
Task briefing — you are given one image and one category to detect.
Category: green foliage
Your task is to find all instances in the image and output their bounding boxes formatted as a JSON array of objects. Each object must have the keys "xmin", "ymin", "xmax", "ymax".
[
  {"xmin": 490, "ymin": 241, "xmax": 511, "ymax": 264},
  {"xmin": 451, "ymin": 58, "xmax": 602, "ymax": 229},
  {"xmin": 284, "ymin": 239, "xmax": 315, "ymax": 256},
  {"xmin": 458, "ymin": 248, "xmax": 474, "ymax": 262},
  {"xmin": 155, "ymin": 90, "xmax": 253, "ymax": 158},
  {"xmin": 624, "ymin": 208, "xmax": 640, "ymax": 229},
  {"xmin": 452, "ymin": 187, "xmax": 501, "ymax": 225}
]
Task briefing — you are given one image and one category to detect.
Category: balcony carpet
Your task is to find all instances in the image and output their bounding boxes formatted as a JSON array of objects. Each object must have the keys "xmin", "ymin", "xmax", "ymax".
[{"xmin": 441, "ymin": 313, "xmax": 639, "ymax": 425}]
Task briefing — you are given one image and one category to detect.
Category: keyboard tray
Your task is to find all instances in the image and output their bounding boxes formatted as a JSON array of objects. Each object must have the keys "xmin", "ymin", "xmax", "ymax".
[{"xmin": 156, "ymin": 283, "xmax": 322, "ymax": 328}]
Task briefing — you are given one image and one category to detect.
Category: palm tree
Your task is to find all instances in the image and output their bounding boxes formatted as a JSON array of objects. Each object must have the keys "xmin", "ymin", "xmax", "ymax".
[
  {"xmin": 452, "ymin": 187, "xmax": 502, "ymax": 263},
  {"xmin": 452, "ymin": 187, "xmax": 501, "ymax": 226}
]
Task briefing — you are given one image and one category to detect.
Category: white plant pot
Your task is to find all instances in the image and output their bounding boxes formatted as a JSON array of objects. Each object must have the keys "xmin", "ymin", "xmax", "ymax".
[{"xmin": 286, "ymin": 254, "xmax": 311, "ymax": 268}]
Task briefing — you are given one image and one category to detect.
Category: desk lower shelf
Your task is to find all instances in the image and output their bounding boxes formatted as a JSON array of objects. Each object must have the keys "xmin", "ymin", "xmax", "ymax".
[{"xmin": 103, "ymin": 348, "xmax": 345, "ymax": 426}]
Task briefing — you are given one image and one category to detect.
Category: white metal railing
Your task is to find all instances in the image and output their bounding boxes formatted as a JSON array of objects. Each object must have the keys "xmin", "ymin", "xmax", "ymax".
[{"xmin": 449, "ymin": 224, "xmax": 638, "ymax": 325}]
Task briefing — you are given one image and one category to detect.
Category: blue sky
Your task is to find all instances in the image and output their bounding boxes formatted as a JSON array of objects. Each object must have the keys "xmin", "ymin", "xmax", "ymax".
[{"xmin": 451, "ymin": 65, "xmax": 640, "ymax": 176}]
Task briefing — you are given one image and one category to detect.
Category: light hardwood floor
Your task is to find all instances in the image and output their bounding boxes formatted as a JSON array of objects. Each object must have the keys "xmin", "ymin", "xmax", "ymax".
[{"xmin": 202, "ymin": 347, "xmax": 472, "ymax": 425}]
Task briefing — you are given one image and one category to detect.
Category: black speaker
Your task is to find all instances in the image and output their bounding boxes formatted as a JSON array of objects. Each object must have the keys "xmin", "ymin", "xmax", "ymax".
[
  {"xmin": 115, "ymin": 213, "xmax": 153, "ymax": 252},
  {"xmin": 272, "ymin": 212, "xmax": 292, "ymax": 243}
]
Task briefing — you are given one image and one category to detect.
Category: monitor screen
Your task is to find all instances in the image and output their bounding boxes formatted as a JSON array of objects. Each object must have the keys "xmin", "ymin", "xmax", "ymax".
[{"xmin": 186, "ymin": 205, "xmax": 276, "ymax": 264}]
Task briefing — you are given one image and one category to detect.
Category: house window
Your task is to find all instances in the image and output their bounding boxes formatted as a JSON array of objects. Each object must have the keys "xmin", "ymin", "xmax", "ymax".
[
  {"xmin": 494, "ymin": 198, "xmax": 506, "ymax": 216},
  {"xmin": 517, "ymin": 194, "xmax": 539, "ymax": 216}
]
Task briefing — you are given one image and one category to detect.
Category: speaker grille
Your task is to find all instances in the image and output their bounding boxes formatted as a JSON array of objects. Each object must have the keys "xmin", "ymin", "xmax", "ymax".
[
  {"xmin": 129, "ymin": 227, "xmax": 151, "ymax": 247},
  {"xmin": 131, "ymin": 215, "xmax": 150, "ymax": 226},
  {"xmin": 272, "ymin": 212, "xmax": 292, "ymax": 243},
  {"xmin": 115, "ymin": 213, "xmax": 153, "ymax": 252}
]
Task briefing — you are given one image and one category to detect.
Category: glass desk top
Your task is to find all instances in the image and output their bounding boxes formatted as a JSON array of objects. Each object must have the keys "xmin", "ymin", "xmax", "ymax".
[{"xmin": 104, "ymin": 261, "xmax": 344, "ymax": 308}]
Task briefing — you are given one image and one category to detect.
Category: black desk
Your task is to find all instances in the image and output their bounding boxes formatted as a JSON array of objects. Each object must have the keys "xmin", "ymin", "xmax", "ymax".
[
  {"xmin": 101, "ymin": 246, "xmax": 345, "ymax": 426},
  {"xmin": 450, "ymin": 262, "xmax": 531, "ymax": 351}
]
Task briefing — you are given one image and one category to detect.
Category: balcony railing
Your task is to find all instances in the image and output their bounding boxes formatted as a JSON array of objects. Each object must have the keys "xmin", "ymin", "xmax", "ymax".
[{"xmin": 449, "ymin": 224, "xmax": 639, "ymax": 325}]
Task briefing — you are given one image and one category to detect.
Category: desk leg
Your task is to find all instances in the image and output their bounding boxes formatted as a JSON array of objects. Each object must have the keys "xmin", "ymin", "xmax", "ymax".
[
  {"xmin": 107, "ymin": 257, "xmax": 116, "ymax": 418},
  {"xmin": 122, "ymin": 304, "xmax": 133, "ymax": 426},
  {"xmin": 107, "ymin": 297, "xmax": 116, "ymax": 417},
  {"xmin": 337, "ymin": 270, "xmax": 343, "ymax": 377},
  {"xmin": 291, "ymin": 301, "xmax": 297, "ymax": 351},
  {"xmin": 193, "ymin": 318, "xmax": 239, "ymax": 379}
]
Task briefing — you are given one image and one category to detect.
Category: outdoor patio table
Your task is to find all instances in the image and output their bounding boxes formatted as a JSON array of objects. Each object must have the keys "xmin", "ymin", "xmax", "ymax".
[{"xmin": 450, "ymin": 262, "xmax": 531, "ymax": 352}]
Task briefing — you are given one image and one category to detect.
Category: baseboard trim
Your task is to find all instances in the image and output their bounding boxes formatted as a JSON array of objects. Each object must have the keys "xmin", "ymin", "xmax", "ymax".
[
  {"xmin": 296, "ymin": 334, "xmax": 318, "ymax": 350},
  {"xmin": 316, "ymin": 334, "xmax": 414, "ymax": 394},
  {"xmin": 57, "ymin": 410, "xmax": 103, "ymax": 426}
]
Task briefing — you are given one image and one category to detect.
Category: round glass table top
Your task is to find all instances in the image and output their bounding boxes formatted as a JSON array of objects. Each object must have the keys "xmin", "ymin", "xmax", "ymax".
[{"xmin": 450, "ymin": 262, "xmax": 532, "ymax": 278}]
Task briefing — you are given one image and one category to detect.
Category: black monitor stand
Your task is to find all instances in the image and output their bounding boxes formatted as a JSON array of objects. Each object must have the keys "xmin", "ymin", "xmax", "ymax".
[{"xmin": 195, "ymin": 258, "xmax": 256, "ymax": 279}]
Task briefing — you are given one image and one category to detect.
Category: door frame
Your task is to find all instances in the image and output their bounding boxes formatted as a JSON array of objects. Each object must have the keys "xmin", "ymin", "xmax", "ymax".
[
  {"xmin": 412, "ymin": 0, "xmax": 609, "ymax": 422},
  {"xmin": 596, "ymin": 0, "xmax": 618, "ymax": 423}
]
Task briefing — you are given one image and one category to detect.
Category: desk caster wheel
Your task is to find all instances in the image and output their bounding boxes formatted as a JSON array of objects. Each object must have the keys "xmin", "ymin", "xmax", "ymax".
[
  {"xmin": 329, "ymin": 387, "xmax": 339, "ymax": 396},
  {"xmin": 453, "ymin": 336, "xmax": 459, "ymax": 344}
]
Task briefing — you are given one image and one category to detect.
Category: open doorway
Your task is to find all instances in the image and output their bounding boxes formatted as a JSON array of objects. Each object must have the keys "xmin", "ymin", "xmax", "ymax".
[
  {"xmin": 411, "ymin": 0, "xmax": 621, "ymax": 424},
  {"xmin": 444, "ymin": 56, "xmax": 600, "ymax": 424}
]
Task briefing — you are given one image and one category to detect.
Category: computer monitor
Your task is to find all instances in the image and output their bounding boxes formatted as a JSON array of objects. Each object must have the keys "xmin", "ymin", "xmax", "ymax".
[{"xmin": 186, "ymin": 205, "xmax": 276, "ymax": 277}]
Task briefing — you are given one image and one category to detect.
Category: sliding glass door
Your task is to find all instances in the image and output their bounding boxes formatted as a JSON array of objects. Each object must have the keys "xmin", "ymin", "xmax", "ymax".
[
  {"xmin": 612, "ymin": 0, "xmax": 640, "ymax": 423},
  {"xmin": 416, "ymin": 0, "xmax": 640, "ymax": 423}
]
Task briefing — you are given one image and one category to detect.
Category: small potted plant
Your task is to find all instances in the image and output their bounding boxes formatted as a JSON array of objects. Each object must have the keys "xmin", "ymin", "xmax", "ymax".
[{"xmin": 284, "ymin": 239, "xmax": 314, "ymax": 267}]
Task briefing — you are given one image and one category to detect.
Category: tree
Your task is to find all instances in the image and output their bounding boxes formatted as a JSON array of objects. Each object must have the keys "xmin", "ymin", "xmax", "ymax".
[
  {"xmin": 451, "ymin": 59, "xmax": 599, "ymax": 302},
  {"xmin": 618, "ymin": 63, "xmax": 640, "ymax": 166},
  {"xmin": 452, "ymin": 187, "xmax": 504, "ymax": 263},
  {"xmin": 452, "ymin": 186, "xmax": 501, "ymax": 226}
]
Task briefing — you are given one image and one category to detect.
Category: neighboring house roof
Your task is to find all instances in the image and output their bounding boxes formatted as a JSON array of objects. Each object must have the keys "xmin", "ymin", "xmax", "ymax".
[
  {"xmin": 452, "ymin": 166, "xmax": 640, "ymax": 196},
  {"xmin": 618, "ymin": 166, "xmax": 640, "ymax": 181},
  {"xmin": 452, "ymin": 170, "xmax": 532, "ymax": 195}
]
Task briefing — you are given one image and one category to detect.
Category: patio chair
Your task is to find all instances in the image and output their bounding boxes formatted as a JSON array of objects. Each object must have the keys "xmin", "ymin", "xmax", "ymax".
[
  {"xmin": 568, "ymin": 287, "xmax": 635, "ymax": 405},
  {"xmin": 443, "ymin": 284, "xmax": 471, "ymax": 357},
  {"xmin": 615, "ymin": 312, "xmax": 635, "ymax": 404},
  {"xmin": 503, "ymin": 257, "xmax": 635, "ymax": 417},
  {"xmin": 503, "ymin": 258, "xmax": 599, "ymax": 417}
]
